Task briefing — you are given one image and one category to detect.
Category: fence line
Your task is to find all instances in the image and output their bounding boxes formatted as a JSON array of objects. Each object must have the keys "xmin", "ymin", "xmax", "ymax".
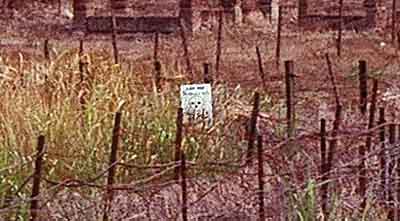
[{"xmin": 1, "ymin": 13, "xmax": 400, "ymax": 219}]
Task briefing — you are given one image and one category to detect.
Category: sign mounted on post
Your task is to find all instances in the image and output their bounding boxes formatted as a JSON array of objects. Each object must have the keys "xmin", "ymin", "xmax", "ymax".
[{"xmin": 180, "ymin": 84, "xmax": 213, "ymax": 126}]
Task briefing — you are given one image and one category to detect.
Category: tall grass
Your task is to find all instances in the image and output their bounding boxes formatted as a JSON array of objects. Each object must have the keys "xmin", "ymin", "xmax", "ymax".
[
  {"xmin": 0, "ymin": 42, "xmax": 393, "ymax": 219},
  {"xmin": 0, "ymin": 48, "xmax": 271, "ymax": 205}
]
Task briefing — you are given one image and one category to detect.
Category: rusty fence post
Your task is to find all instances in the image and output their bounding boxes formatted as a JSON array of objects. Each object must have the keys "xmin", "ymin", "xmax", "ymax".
[
  {"xmin": 326, "ymin": 105, "xmax": 341, "ymax": 197},
  {"xmin": 203, "ymin": 63, "xmax": 212, "ymax": 84},
  {"xmin": 388, "ymin": 123, "xmax": 396, "ymax": 221},
  {"xmin": 78, "ymin": 39, "xmax": 87, "ymax": 127},
  {"xmin": 276, "ymin": 6, "xmax": 282, "ymax": 67},
  {"xmin": 257, "ymin": 135, "xmax": 265, "ymax": 221},
  {"xmin": 320, "ymin": 118, "xmax": 328, "ymax": 218},
  {"xmin": 216, "ymin": 10, "xmax": 223, "ymax": 75},
  {"xmin": 180, "ymin": 152, "xmax": 188, "ymax": 221},
  {"xmin": 78, "ymin": 39, "xmax": 87, "ymax": 87},
  {"xmin": 78, "ymin": 39, "xmax": 85, "ymax": 85},
  {"xmin": 397, "ymin": 123, "xmax": 400, "ymax": 221},
  {"xmin": 246, "ymin": 92, "xmax": 260, "ymax": 164},
  {"xmin": 179, "ymin": 18, "xmax": 193, "ymax": 79},
  {"xmin": 79, "ymin": 39, "xmax": 84, "ymax": 56},
  {"xmin": 285, "ymin": 60, "xmax": 295, "ymax": 138},
  {"xmin": 30, "ymin": 135, "xmax": 45, "ymax": 221},
  {"xmin": 79, "ymin": 39, "xmax": 84, "ymax": 71},
  {"xmin": 154, "ymin": 61, "xmax": 162, "ymax": 92},
  {"xmin": 366, "ymin": 79, "xmax": 378, "ymax": 153},
  {"xmin": 44, "ymin": 39, "xmax": 50, "ymax": 61},
  {"xmin": 360, "ymin": 79, "xmax": 378, "ymax": 210},
  {"xmin": 175, "ymin": 108, "xmax": 184, "ymax": 180},
  {"xmin": 154, "ymin": 31, "xmax": 159, "ymax": 62},
  {"xmin": 364, "ymin": 79, "xmax": 378, "ymax": 154},
  {"xmin": 392, "ymin": 0, "xmax": 397, "ymax": 44},
  {"xmin": 325, "ymin": 53, "xmax": 340, "ymax": 107},
  {"xmin": 379, "ymin": 107, "xmax": 386, "ymax": 201},
  {"xmin": 337, "ymin": 0, "xmax": 343, "ymax": 57},
  {"xmin": 256, "ymin": 46, "xmax": 267, "ymax": 90},
  {"xmin": 397, "ymin": 31, "xmax": 400, "ymax": 50},
  {"xmin": 358, "ymin": 60, "xmax": 368, "ymax": 115},
  {"xmin": 103, "ymin": 112, "xmax": 122, "ymax": 221},
  {"xmin": 111, "ymin": 15, "xmax": 119, "ymax": 65}
]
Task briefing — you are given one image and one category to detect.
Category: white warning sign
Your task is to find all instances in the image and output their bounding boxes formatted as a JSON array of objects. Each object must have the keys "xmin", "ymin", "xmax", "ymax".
[{"xmin": 180, "ymin": 84, "xmax": 213, "ymax": 126}]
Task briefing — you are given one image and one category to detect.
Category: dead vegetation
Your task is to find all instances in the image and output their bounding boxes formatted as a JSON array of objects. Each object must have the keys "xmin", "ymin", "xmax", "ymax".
[{"xmin": 0, "ymin": 1, "xmax": 400, "ymax": 221}]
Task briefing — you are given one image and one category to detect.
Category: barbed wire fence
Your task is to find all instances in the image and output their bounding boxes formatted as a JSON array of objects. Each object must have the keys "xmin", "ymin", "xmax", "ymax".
[{"xmin": 1, "ymin": 2, "xmax": 400, "ymax": 220}]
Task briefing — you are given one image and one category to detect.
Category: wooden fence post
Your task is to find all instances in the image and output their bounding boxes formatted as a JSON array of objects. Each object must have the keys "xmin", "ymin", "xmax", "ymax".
[
  {"xmin": 78, "ymin": 39, "xmax": 88, "ymax": 127},
  {"xmin": 154, "ymin": 61, "xmax": 162, "ymax": 92},
  {"xmin": 388, "ymin": 123, "xmax": 396, "ymax": 221},
  {"xmin": 78, "ymin": 38, "xmax": 85, "ymax": 84},
  {"xmin": 276, "ymin": 6, "xmax": 282, "ymax": 66},
  {"xmin": 175, "ymin": 108, "xmax": 184, "ymax": 180},
  {"xmin": 257, "ymin": 135, "xmax": 265, "ymax": 221},
  {"xmin": 111, "ymin": 15, "xmax": 119, "ymax": 65},
  {"xmin": 203, "ymin": 63, "xmax": 212, "ymax": 84},
  {"xmin": 154, "ymin": 31, "xmax": 159, "ymax": 62},
  {"xmin": 320, "ymin": 118, "xmax": 328, "ymax": 218},
  {"xmin": 379, "ymin": 107, "xmax": 386, "ymax": 201},
  {"xmin": 337, "ymin": 0, "xmax": 343, "ymax": 57},
  {"xmin": 246, "ymin": 92, "xmax": 260, "ymax": 164},
  {"xmin": 30, "ymin": 135, "xmax": 45, "ymax": 221},
  {"xmin": 44, "ymin": 39, "xmax": 50, "ymax": 61},
  {"xmin": 397, "ymin": 123, "xmax": 400, "ymax": 221},
  {"xmin": 180, "ymin": 152, "xmax": 188, "ymax": 221},
  {"xmin": 325, "ymin": 53, "xmax": 340, "ymax": 107},
  {"xmin": 360, "ymin": 79, "xmax": 378, "ymax": 210},
  {"xmin": 366, "ymin": 79, "xmax": 378, "ymax": 153},
  {"xmin": 358, "ymin": 60, "xmax": 368, "ymax": 115},
  {"xmin": 179, "ymin": 19, "xmax": 193, "ymax": 78},
  {"xmin": 285, "ymin": 60, "xmax": 295, "ymax": 138},
  {"xmin": 79, "ymin": 39, "xmax": 84, "ymax": 56},
  {"xmin": 397, "ymin": 31, "xmax": 400, "ymax": 50},
  {"xmin": 256, "ymin": 46, "xmax": 267, "ymax": 90},
  {"xmin": 216, "ymin": 10, "xmax": 223, "ymax": 75},
  {"xmin": 103, "ymin": 112, "xmax": 122, "ymax": 221},
  {"xmin": 392, "ymin": 0, "xmax": 397, "ymax": 44},
  {"xmin": 326, "ymin": 105, "xmax": 341, "ymax": 195}
]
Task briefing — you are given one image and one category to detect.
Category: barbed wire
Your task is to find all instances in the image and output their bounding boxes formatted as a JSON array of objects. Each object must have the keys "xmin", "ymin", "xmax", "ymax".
[{"xmin": 1, "ymin": 6, "xmax": 400, "ymax": 220}]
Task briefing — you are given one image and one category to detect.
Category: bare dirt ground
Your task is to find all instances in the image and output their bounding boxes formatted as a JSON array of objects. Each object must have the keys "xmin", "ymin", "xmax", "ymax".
[{"xmin": 1, "ymin": 1, "xmax": 397, "ymax": 86}]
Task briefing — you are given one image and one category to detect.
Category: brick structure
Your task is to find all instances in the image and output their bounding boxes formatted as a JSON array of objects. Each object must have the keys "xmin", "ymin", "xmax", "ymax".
[
  {"xmin": 74, "ymin": 0, "xmax": 269, "ymax": 32},
  {"xmin": 298, "ymin": 0, "xmax": 378, "ymax": 31},
  {"xmin": 73, "ymin": 0, "xmax": 381, "ymax": 33},
  {"xmin": 190, "ymin": 0, "xmax": 267, "ymax": 30}
]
